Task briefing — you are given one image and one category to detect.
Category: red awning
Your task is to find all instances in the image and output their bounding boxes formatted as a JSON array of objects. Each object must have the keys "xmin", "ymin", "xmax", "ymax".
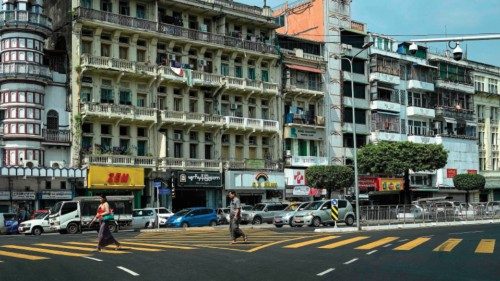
[{"xmin": 286, "ymin": 64, "xmax": 323, "ymax": 74}]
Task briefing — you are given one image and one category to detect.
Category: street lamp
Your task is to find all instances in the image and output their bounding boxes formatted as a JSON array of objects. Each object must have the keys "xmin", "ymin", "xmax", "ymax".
[{"xmin": 335, "ymin": 41, "xmax": 373, "ymax": 231}]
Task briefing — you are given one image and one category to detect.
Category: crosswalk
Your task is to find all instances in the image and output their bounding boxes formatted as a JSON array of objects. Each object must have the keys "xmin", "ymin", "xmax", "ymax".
[{"xmin": 0, "ymin": 230, "xmax": 497, "ymax": 263}]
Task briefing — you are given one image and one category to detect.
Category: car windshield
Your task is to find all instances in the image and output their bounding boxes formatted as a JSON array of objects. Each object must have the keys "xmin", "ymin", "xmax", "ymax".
[
  {"xmin": 252, "ymin": 204, "xmax": 266, "ymax": 211},
  {"xmin": 242, "ymin": 206, "xmax": 252, "ymax": 211},
  {"xmin": 50, "ymin": 202, "xmax": 62, "ymax": 214},
  {"xmin": 132, "ymin": 210, "xmax": 143, "ymax": 217},
  {"xmin": 284, "ymin": 204, "xmax": 299, "ymax": 211},
  {"xmin": 298, "ymin": 202, "xmax": 311, "ymax": 210},
  {"xmin": 157, "ymin": 208, "xmax": 170, "ymax": 214},
  {"xmin": 34, "ymin": 213, "xmax": 47, "ymax": 220},
  {"xmin": 175, "ymin": 209, "xmax": 191, "ymax": 216},
  {"xmin": 304, "ymin": 201, "xmax": 324, "ymax": 210}
]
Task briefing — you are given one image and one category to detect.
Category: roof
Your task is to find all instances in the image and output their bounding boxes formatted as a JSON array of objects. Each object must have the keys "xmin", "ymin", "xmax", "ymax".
[{"xmin": 286, "ymin": 64, "xmax": 323, "ymax": 73}]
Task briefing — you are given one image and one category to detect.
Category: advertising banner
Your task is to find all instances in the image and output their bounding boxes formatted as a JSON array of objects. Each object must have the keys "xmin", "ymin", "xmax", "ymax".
[
  {"xmin": 376, "ymin": 178, "xmax": 404, "ymax": 192},
  {"xmin": 40, "ymin": 190, "xmax": 73, "ymax": 200},
  {"xmin": 88, "ymin": 166, "xmax": 144, "ymax": 190}
]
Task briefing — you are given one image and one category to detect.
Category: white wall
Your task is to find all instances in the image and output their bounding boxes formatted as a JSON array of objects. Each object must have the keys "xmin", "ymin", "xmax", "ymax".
[{"xmin": 435, "ymin": 137, "xmax": 479, "ymax": 187}]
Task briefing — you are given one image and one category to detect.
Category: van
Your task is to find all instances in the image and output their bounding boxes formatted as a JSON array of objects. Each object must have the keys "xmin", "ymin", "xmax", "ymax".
[{"xmin": 0, "ymin": 213, "xmax": 17, "ymax": 234}]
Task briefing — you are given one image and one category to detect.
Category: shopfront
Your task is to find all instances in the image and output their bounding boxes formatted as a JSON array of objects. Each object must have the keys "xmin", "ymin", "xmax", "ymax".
[
  {"xmin": 368, "ymin": 178, "xmax": 405, "ymax": 205},
  {"xmin": 172, "ymin": 171, "xmax": 222, "ymax": 211},
  {"xmin": 87, "ymin": 166, "xmax": 145, "ymax": 208},
  {"xmin": 224, "ymin": 171, "xmax": 285, "ymax": 206}
]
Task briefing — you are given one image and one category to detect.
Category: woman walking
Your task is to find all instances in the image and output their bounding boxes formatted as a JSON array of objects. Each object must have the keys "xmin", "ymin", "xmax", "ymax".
[{"xmin": 89, "ymin": 195, "xmax": 121, "ymax": 251}]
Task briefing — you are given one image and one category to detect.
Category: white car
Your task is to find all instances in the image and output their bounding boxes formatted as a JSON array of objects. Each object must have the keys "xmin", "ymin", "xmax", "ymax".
[
  {"xmin": 18, "ymin": 213, "xmax": 52, "ymax": 235},
  {"xmin": 132, "ymin": 208, "xmax": 174, "ymax": 229}
]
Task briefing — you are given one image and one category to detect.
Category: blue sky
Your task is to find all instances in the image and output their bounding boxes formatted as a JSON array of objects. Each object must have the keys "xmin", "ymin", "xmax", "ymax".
[{"xmin": 241, "ymin": 0, "xmax": 500, "ymax": 66}]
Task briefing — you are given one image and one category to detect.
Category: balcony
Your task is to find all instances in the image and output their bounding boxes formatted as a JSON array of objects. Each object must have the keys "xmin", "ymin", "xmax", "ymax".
[
  {"xmin": 0, "ymin": 63, "xmax": 52, "ymax": 82},
  {"xmin": 369, "ymin": 65, "xmax": 400, "ymax": 85},
  {"xmin": 407, "ymin": 79, "xmax": 435, "ymax": 92},
  {"xmin": 0, "ymin": 11, "xmax": 52, "ymax": 35},
  {"xmin": 160, "ymin": 158, "xmax": 222, "ymax": 171},
  {"xmin": 285, "ymin": 156, "xmax": 328, "ymax": 168},
  {"xmin": 408, "ymin": 131, "xmax": 437, "ymax": 144},
  {"xmin": 286, "ymin": 80, "xmax": 324, "ymax": 96},
  {"xmin": 370, "ymin": 131, "xmax": 406, "ymax": 142},
  {"xmin": 224, "ymin": 77, "xmax": 278, "ymax": 94},
  {"xmin": 281, "ymin": 49, "xmax": 325, "ymax": 62},
  {"xmin": 342, "ymin": 123, "xmax": 370, "ymax": 134},
  {"xmin": 370, "ymin": 99, "xmax": 402, "ymax": 112},
  {"xmin": 192, "ymin": 71, "xmax": 223, "ymax": 87},
  {"xmin": 407, "ymin": 106, "xmax": 436, "ymax": 118},
  {"xmin": 343, "ymin": 71, "xmax": 368, "ymax": 84},
  {"xmin": 75, "ymin": 7, "xmax": 277, "ymax": 55},
  {"xmin": 83, "ymin": 155, "xmax": 159, "ymax": 167},
  {"xmin": 42, "ymin": 129, "xmax": 71, "ymax": 145},
  {"xmin": 80, "ymin": 103, "xmax": 157, "ymax": 123},
  {"xmin": 435, "ymin": 107, "xmax": 475, "ymax": 121},
  {"xmin": 223, "ymin": 116, "xmax": 280, "ymax": 133},
  {"xmin": 81, "ymin": 55, "xmax": 157, "ymax": 76},
  {"xmin": 161, "ymin": 111, "xmax": 224, "ymax": 128},
  {"xmin": 284, "ymin": 113, "xmax": 325, "ymax": 127},
  {"xmin": 226, "ymin": 160, "xmax": 282, "ymax": 171}
]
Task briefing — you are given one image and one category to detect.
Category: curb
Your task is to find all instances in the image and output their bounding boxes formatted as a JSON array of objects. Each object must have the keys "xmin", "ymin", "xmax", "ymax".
[
  {"xmin": 314, "ymin": 219, "xmax": 500, "ymax": 233},
  {"xmin": 140, "ymin": 227, "xmax": 216, "ymax": 233}
]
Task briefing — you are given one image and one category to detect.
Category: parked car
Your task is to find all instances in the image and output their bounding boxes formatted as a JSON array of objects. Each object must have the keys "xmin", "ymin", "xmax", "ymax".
[
  {"xmin": 166, "ymin": 208, "xmax": 218, "ymax": 228},
  {"xmin": 241, "ymin": 203, "xmax": 289, "ymax": 225},
  {"xmin": 217, "ymin": 208, "xmax": 230, "ymax": 225},
  {"xmin": 485, "ymin": 201, "xmax": 500, "ymax": 216},
  {"xmin": 274, "ymin": 202, "xmax": 311, "ymax": 228},
  {"xmin": 132, "ymin": 207, "xmax": 174, "ymax": 229},
  {"xmin": 291, "ymin": 199, "xmax": 355, "ymax": 227},
  {"xmin": 18, "ymin": 213, "xmax": 52, "ymax": 235},
  {"xmin": 0, "ymin": 213, "xmax": 17, "ymax": 234}
]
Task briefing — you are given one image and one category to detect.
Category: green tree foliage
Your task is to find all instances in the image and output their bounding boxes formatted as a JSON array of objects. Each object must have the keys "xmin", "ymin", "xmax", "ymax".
[
  {"xmin": 357, "ymin": 141, "xmax": 448, "ymax": 203},
  {"xmin": 305, "ymin": 165, "xmax": 354, "ymax": 198},
  {"xmin": 453, "ymin": 174, "xmax": 486, "ymax": 204}
]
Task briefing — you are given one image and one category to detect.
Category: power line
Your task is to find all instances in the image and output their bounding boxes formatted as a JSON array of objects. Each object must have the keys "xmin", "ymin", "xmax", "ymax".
[{"xmin": 286, "ymin": 32, "xmax": 500, "ymax": 38}]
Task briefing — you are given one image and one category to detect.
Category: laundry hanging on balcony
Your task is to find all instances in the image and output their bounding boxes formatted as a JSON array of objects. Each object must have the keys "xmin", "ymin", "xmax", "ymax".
[
  {"xmin": 170, "ymin": 65, "xmax": 184, "ymax": 77},
  {"xmin": 185, "ymin": 69, "xmax": 193, "ymax": 87}
]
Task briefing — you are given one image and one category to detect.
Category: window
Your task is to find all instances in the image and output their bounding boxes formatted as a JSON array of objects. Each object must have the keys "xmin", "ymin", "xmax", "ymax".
[
  {"xmin": 101, "ymin": 42, "xmax": 110, "ymax": 57},
  {"xmin": 310, "ymin": 140, "xmax": 317, "ymax": 156},
  {"xmin": 82, "ymin": 41, "xmax": 92, "ymax": 55},
  {"xmin": 338, "ymin": 200, "xmax": 347, "ymax": 208},
  {"xmin": 45, "ymin": 181, "xmax": 51, "ymax": 190},
  {"xmin": 343, "ymin": 82, "xmax": 365, "ymax": 99},
  {"xmin": 119, "ymin": 126, "xmax": 129, "ymax": 136},
  {"xmin": 261, "ymin": 69, "xmax": 269, "ymax": 82},
  {"xmin": 343, "ymin": 108, "xmax": 366, "ymax": 124},
  {"xmin": 119, "ymin": 138, "xmax": 129, "ymax": 151},
  {"xmin": 408, "ymin": 120, "xmax": 430, "ymax": 136},
  {"xmin": 119, "ymin": 90, "xmax": 131, "ymax": 105},
  {"xmin": 100, "ymin": 88, "xmax": 113, "ymax": 103},
  {"xmin": 101, "ymin": 124, "xmax": 111, "ymax": 135},
  {"xmin": 205, "ymin": 145, "xmax": 212, "ymax": 159},
  {"xmin": 491, "ymin": 107, "xmax": 498, "ymax": 121},
  {"xmin": 189, "ymin": 144, "xmax": 197, "ymax": 158},
  {"xmin": 137, "ymin": 49, "xmax": 146, "ymax": 62},
  {"xmin": 100, "ymin": 137, "xmax": 112, "ymax": 152},
  {"xmin": 221, "ymin": 63, "xmax": 229, "ymax": 76},
  {"xmin": 119, "ymin": 46, "xmax": 128, "ymax": 60},
  {"xmin": 342, "ymin": 58, "xmax": 365, "ymax": 74},
  {"xmin": 248, "ymin": 67, "xmax": 256, "ymax": 80},
  {"xmin": 137, "ymin": 140, "xmax": 147, "ymax": 156},
  {"xmin": 60, "ymin": 182, "xmax": 66, "ymax": 190},
  {"xmin": 46, "ymin": 110, "xmax": 59, "ymax": 130},
  {"xmin": 119, "ymin": 1, "xmax": 129, "ymax": 15},
  {"xmin": 475, "ymin": 76, "xmax": 485, "ymax": 92},
  {"xmin": 82, "ymin": 123, "xmax": 93, "ymax": 134},
  {"xmin": 137, "ymin": 93, "xmax": 146, "ymax": 107},
  {"xmin": 82, "ymin": 136, "xmax": 93, "ymax": 150},
  {"xmin": 174, "ymin": 98, "xmax": 183, "ymax": 111},
  {"xmin": 489, "ymin": 79, "xmax": 498, "ymax": 94},
  {"xmin": 298, "ymin": 140, "xmax": 308, "ymax": 156},
  {"xmin": 137, "ymin": 127, "xmax": 147, "ymax": 137},
  {"xmin": 174, "ymin": 143, "xmax": 182, "ymax": 158},
  {"xmin": 81, "ymin": 0, "xmax": 92, "ymax": 9},
  {"xmin": 235, "ymin": 65, "xmax": 242, "ymax": 78},
  {"xmin": 61, "ymin": 202, "xmax": 78, "ymax": 215},
  {"xmin": 410, "ymin": 175, "xmax": 432, "ymax": 186},
  {"xmin": 136, "ymin": 4, "xmax": 146, "ymax": 19}
]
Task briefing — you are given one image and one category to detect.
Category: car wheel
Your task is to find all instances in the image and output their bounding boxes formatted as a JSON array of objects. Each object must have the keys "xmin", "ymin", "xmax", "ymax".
[
  {"xmin": 209, "ymin": 220, "xmax": 217, "ymax": 227},
  {"xmin": 345, "ymin": 215, "xmax": 355, "ymax": 226},
  {"xmin": 311, "ymin": 217, "xmax": 321, "ymax": 227},
  {"xmin": 67, "ymin": 223, "xmax": 79, "ymax": 235},
  {"xmin": 145, "ymin": 222, "xmax": 150, "ymax": 229},
  {"xmin": 181, "ymin": 222, "xmax": 189, "ymax": 228},
  {"xmin": 108, "ymin": 223, "xmax": 118, "ymax": 233},
  {"xmin": 32, "ymin": 226, "xmax": 43, "ymax": 236},
  {"xmin": 252, "ymin": 217, "xmax": 262, "ymax": 225},
  {"xmin": 275, "ymin": 224, "xmax": 283, "ymax": 228}
]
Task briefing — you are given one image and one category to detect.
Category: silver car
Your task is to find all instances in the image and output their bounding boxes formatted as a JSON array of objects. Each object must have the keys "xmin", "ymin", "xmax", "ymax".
[
  {"xmin": 291, "ymin": 200, "xmax": 355, "ymax": 227},
  {"xmin": 241, "ymin": 203, "xmax": 289, "ymax": 224},
  {"xmin": 273, "ymin": 202, "xmax": 311, "ymax": 228}
]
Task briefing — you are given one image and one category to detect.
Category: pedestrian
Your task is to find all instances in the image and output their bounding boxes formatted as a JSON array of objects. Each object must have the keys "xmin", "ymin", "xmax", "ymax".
[
  {"xmin": 89, "ymin": 195, "xmax": 121, "ymax": 251},
  {"xmin": 228, "ymin": 191, "xmax": 247, "ymax": 244}
]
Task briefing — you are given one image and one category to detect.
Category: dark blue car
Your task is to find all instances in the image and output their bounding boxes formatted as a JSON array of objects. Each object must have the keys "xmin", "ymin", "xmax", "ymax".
[{"xmin": 166, "ymin": 207, "xmax": 217, "ymax": 228}]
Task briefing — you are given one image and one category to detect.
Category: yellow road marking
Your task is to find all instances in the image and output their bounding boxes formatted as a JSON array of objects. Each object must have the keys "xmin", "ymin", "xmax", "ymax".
[
  {"xmin": 0, "ymin": 250, "xmax": 49, "ymax": 260},
  {"xmin": 65, "ymin": 242, "xmax": 162, "ymax": 252},
  {"xmin": 475, "ymin": 239, "xmax": 495, "ymax": 254},
  {"xmin": 35, "ymin": 243, "xmax": 128, "ymax": 254},
  {"xmin": 118, "ymin": 242, "xmax": 195, "ymax": 250},
  {"xmin": 319, "ymin": 236, "xmax": 370, "ymax": 249},
  {"xmin": 433, "ymin": 239, "xmax": 462, "ymax": 252},
  {"xmin": 356, "ymin": 237, "xmax": 399, "ymax": 250},
  {"xmin": 2, "ymin": 245, "xmax": 88, "ymax": 257},
  {"xmin": 247, "ymin": 236, "xmax": 310, "ymax": 253},
  {"xmin": 284, "ymin": 236, "xmax": 339, "ymax": 249},
  {"xmin": 394, "ymin": 237, "xmax": 431, "ymax": 251}
]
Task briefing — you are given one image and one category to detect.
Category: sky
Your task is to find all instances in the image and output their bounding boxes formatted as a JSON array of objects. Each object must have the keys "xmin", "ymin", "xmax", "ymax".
[{"xmin": 240, "ymin": 0, "xmax": 500, "ymax": 66}]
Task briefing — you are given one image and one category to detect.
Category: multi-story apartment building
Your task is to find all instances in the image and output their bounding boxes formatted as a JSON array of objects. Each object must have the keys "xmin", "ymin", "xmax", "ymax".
[
  {"xmin": 471, "ymin": 60, "xmax": 500, "ymax": 202},
  {"xmin": 0, "ymin": 0, "xmax": 85, "ymax": 213},
  {"xmin": 278, "ymin": 34, "xmax": 329, "ymax": 200},
  {"xmin": 47, "ymin": 0, "xmax": 283, "ymax": 209}
]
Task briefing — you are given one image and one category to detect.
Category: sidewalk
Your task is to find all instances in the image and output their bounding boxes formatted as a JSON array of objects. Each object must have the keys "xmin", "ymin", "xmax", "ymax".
[{"xmin": 314, "ymin": 219, "xmax": 500, "ymax": 233}]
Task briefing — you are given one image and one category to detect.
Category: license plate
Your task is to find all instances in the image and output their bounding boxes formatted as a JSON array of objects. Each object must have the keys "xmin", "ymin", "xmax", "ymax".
[
  {"xmin": 275, "ymin": 219, "xmax": 282, "ymax": 222},
  {"xmin": 294, "ymin": 219, "xmax": 302, "ymax": 223}
]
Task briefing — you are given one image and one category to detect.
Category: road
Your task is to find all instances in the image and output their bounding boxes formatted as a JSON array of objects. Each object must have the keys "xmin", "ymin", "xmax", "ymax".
[{"xmin": 0, "ymin": 223, "xmax": 498, "ymax": 281}]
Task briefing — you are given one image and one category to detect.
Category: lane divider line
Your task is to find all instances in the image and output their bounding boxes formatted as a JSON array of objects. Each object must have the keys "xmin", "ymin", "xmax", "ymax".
[
  {"xmin": 366, "ymin": 250, "xmax": 377, "ymax": 255},
  {"xmin": 383, "ymin": 244, "xmax": 393, "ymax": 248},
  {"xmin": 117, "ymin": 266, "xmax": 140, "ymax": 276},
  {"xmin": 316, "ymin": 268, "xmax": 335, "ymax": 276},
  {"xmin": 343, "ymin": 258, "xmax": 358, "ymax": 265},
  {"xmin": 83, "ymin": 257, "xmax": 103, "ymax": 262}
]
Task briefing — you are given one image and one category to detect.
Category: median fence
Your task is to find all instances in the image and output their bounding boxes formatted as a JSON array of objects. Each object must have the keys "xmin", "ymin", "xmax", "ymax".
[{"xmin": 359, "ymin": 202, "xmax": 500, "ymax": 226}]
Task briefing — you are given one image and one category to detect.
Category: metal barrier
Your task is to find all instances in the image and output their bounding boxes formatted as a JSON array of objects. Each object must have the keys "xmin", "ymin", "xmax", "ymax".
[{"xmin": 359, "ymin": 202, "xmax": 500, "ymax": 226}]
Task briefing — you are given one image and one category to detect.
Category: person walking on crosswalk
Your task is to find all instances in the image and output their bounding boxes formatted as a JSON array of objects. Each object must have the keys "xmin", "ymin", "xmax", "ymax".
[
  {"xmin": 228, "ymin": 191, "xmax": 248, "ymax": 244},
  {"xmin": 89, "ymin": 194, "xmax": 121, "ymax": 252}
]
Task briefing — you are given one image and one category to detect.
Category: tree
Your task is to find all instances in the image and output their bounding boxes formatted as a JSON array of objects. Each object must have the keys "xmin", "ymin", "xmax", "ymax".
[
  {"xmin": 453, "ymin": 174, "xmax": 486, "ymax": 204},
  {"xmin": 305, "ymin": 165, "xmax": 354, "ymax": 198},
  {"xmin": 357, "ymin": 141, "xmax": 448, "ymax": 204}
]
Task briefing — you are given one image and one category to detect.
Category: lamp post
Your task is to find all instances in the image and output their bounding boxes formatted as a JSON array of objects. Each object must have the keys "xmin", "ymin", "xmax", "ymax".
[{"xmin": 336, "ymin": 42, "xmax": 373, "ymax": 231}]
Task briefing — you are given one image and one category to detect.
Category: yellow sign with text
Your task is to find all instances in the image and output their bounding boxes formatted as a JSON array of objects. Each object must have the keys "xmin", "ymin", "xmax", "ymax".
[{"xmin": 88, "ymin": 166, "xmax": 145, "ymax": 190}]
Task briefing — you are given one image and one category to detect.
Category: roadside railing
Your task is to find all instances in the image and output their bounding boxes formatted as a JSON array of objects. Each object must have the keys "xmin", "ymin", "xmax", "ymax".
[{"xmin": 359, "ymin": 202, "xmax": 500, "ymax": 226}]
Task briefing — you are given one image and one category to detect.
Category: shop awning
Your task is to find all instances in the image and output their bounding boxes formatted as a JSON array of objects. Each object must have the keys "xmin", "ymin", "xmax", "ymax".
[{"xmin": 286, "ymin": 64, "xmax": 323, "ymax": 74}]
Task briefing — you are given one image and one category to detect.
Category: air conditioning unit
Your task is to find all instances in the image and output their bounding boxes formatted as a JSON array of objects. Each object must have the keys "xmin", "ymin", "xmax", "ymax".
[
  {"xmin": 294, "ymin": 48, "xmax": 304, "ymax": 58},
  {"xmin": 173, "ymin": 133, "xmax": 182, "ymax": 141},
  {"xmin": 50, "ymin": 161, "xmax": 65, "ymax": 169},
  {"xmin": 23, "ymin": 160, "xmax": 39, "ymax": 168},
  {"xmin": 230, "ymin": 104, "xmax": 238, "ymax": 110},
  {"xmin": 285, "ymin": 150, "xmax": 292, "ymax": 157},
  {"xmin": 341, "ymin": 43, "xmax": 352, "ymax": 51},
  {"xmin": 316, "ymin": 116, "xmax": 325, "ymax": 126}
]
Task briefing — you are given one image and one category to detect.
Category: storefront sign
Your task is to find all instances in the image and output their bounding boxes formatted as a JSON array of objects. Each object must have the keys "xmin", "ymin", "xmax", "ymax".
[
  {"xmin": 358, "ymin": 176, "xmax": 378, "ymax": 192},
  {"xmin": 376, "ymin": 178, "xmax": 404, "ymax": 192},
  {"xmin": 177, "ymin": 172, "xmax": 222, "ymax": 188},
  {"xmin": 88, "ymin": 166, "xmax": 144, "ymax": 190},
  {"xmin": 226, "ymin": 171, "xmax": 285, "ymax": 190},
  {"xmin": 244, "ymin": 159, "xmax": 265, "ymax": 170},
  {"xmin": 467, "ymin": 170, "xmax": 477, "ymax": 175},
  {"xmin": 447, "ymin": 169, "xmax": 458, "ymax": 178},
  {"xmin": 0, "ymin": 191, "xmax": 10, "ymax": 200},
  {"xmin": 285, "ymin": 169, "xmax": 307, "ymax": 185},
  {"xmin": 292, "ymin": 186, "xmax": 310, "ymax": 196},
  {"xmin": 12, "ymin": 191, "xmax": 36, "ymax": 200},
  {"xmin": 40, "ymin": 190, "xmax": 73, "ymax": 200},
  {"xmin": 284, "ymin": 127, "xmax": 324, "ymax": 140},
  {"xmin": 288, "ymin": 156, "xmax": 328, "ymax": 167}
]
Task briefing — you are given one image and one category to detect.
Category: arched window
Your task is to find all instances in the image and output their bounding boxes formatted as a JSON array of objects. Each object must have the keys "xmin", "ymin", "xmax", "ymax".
[{"xmin": 47, "ymin": 110, "xmax": 58, "ymax": 130}]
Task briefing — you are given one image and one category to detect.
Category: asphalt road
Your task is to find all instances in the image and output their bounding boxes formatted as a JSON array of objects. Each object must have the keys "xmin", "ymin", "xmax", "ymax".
[{"xmin": 0, "ymin": 223, "xmax": 498, "ymax": 281}]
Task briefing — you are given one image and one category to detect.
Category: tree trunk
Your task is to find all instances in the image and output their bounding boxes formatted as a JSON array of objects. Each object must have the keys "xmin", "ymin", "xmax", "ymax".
[{"xmin": 404, "ymin": 170, "xmax": 411, "ymax": 205}]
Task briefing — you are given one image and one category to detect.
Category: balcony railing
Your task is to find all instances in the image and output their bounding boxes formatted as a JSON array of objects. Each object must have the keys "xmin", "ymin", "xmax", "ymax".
[
  {"xmin": 81, "ymin": 55, "xmax": 156, "ymax": 74},
  {"xmin": 224, "ymin": 116, "xmax": 280, "ymax": 131},
  {"xmin": 43, "ymin": 129, "xmax": 71, "ymax": 143},
  {"xmin": 289, "ymin": 80, "xmax": 323, "ymax": 92},
  {"xmin": 435, "ymin": 107, "xmax": 475, "ymax": 121},
  {"xmin": 225, "ymin": 160, "xmax": 282, "ymax": 171},
  {"xmin": 0, "ymin": 63, "xmax": 52, "ymax": 80},
  {"xmin": 0, "ymin": 10, "xmax": 52, "ymax": 31},
  {"xmin": 75, "ymin": 7, "xmax": 276, "ymax": 54},
  {"xmin": 205, "ymin": 0, "xmax": 263, "ymax": 16},
  {"xmin": 80, "ymin": 103, "xmax": 157, "ymax": 120},
  {"xmin": 370, "ymin": 65, "xmax": 400, "ymax": 76},
  {"xmin": 284, "ymin": 113, "xmax": 325, "ymax": 126},
  {"xmin": 161, "ymin": 111, "xmax": 224, "ymax": 125},
  {"xmin": 351, "ymin": 20, "xmax": 365, "ymax": 32}
]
